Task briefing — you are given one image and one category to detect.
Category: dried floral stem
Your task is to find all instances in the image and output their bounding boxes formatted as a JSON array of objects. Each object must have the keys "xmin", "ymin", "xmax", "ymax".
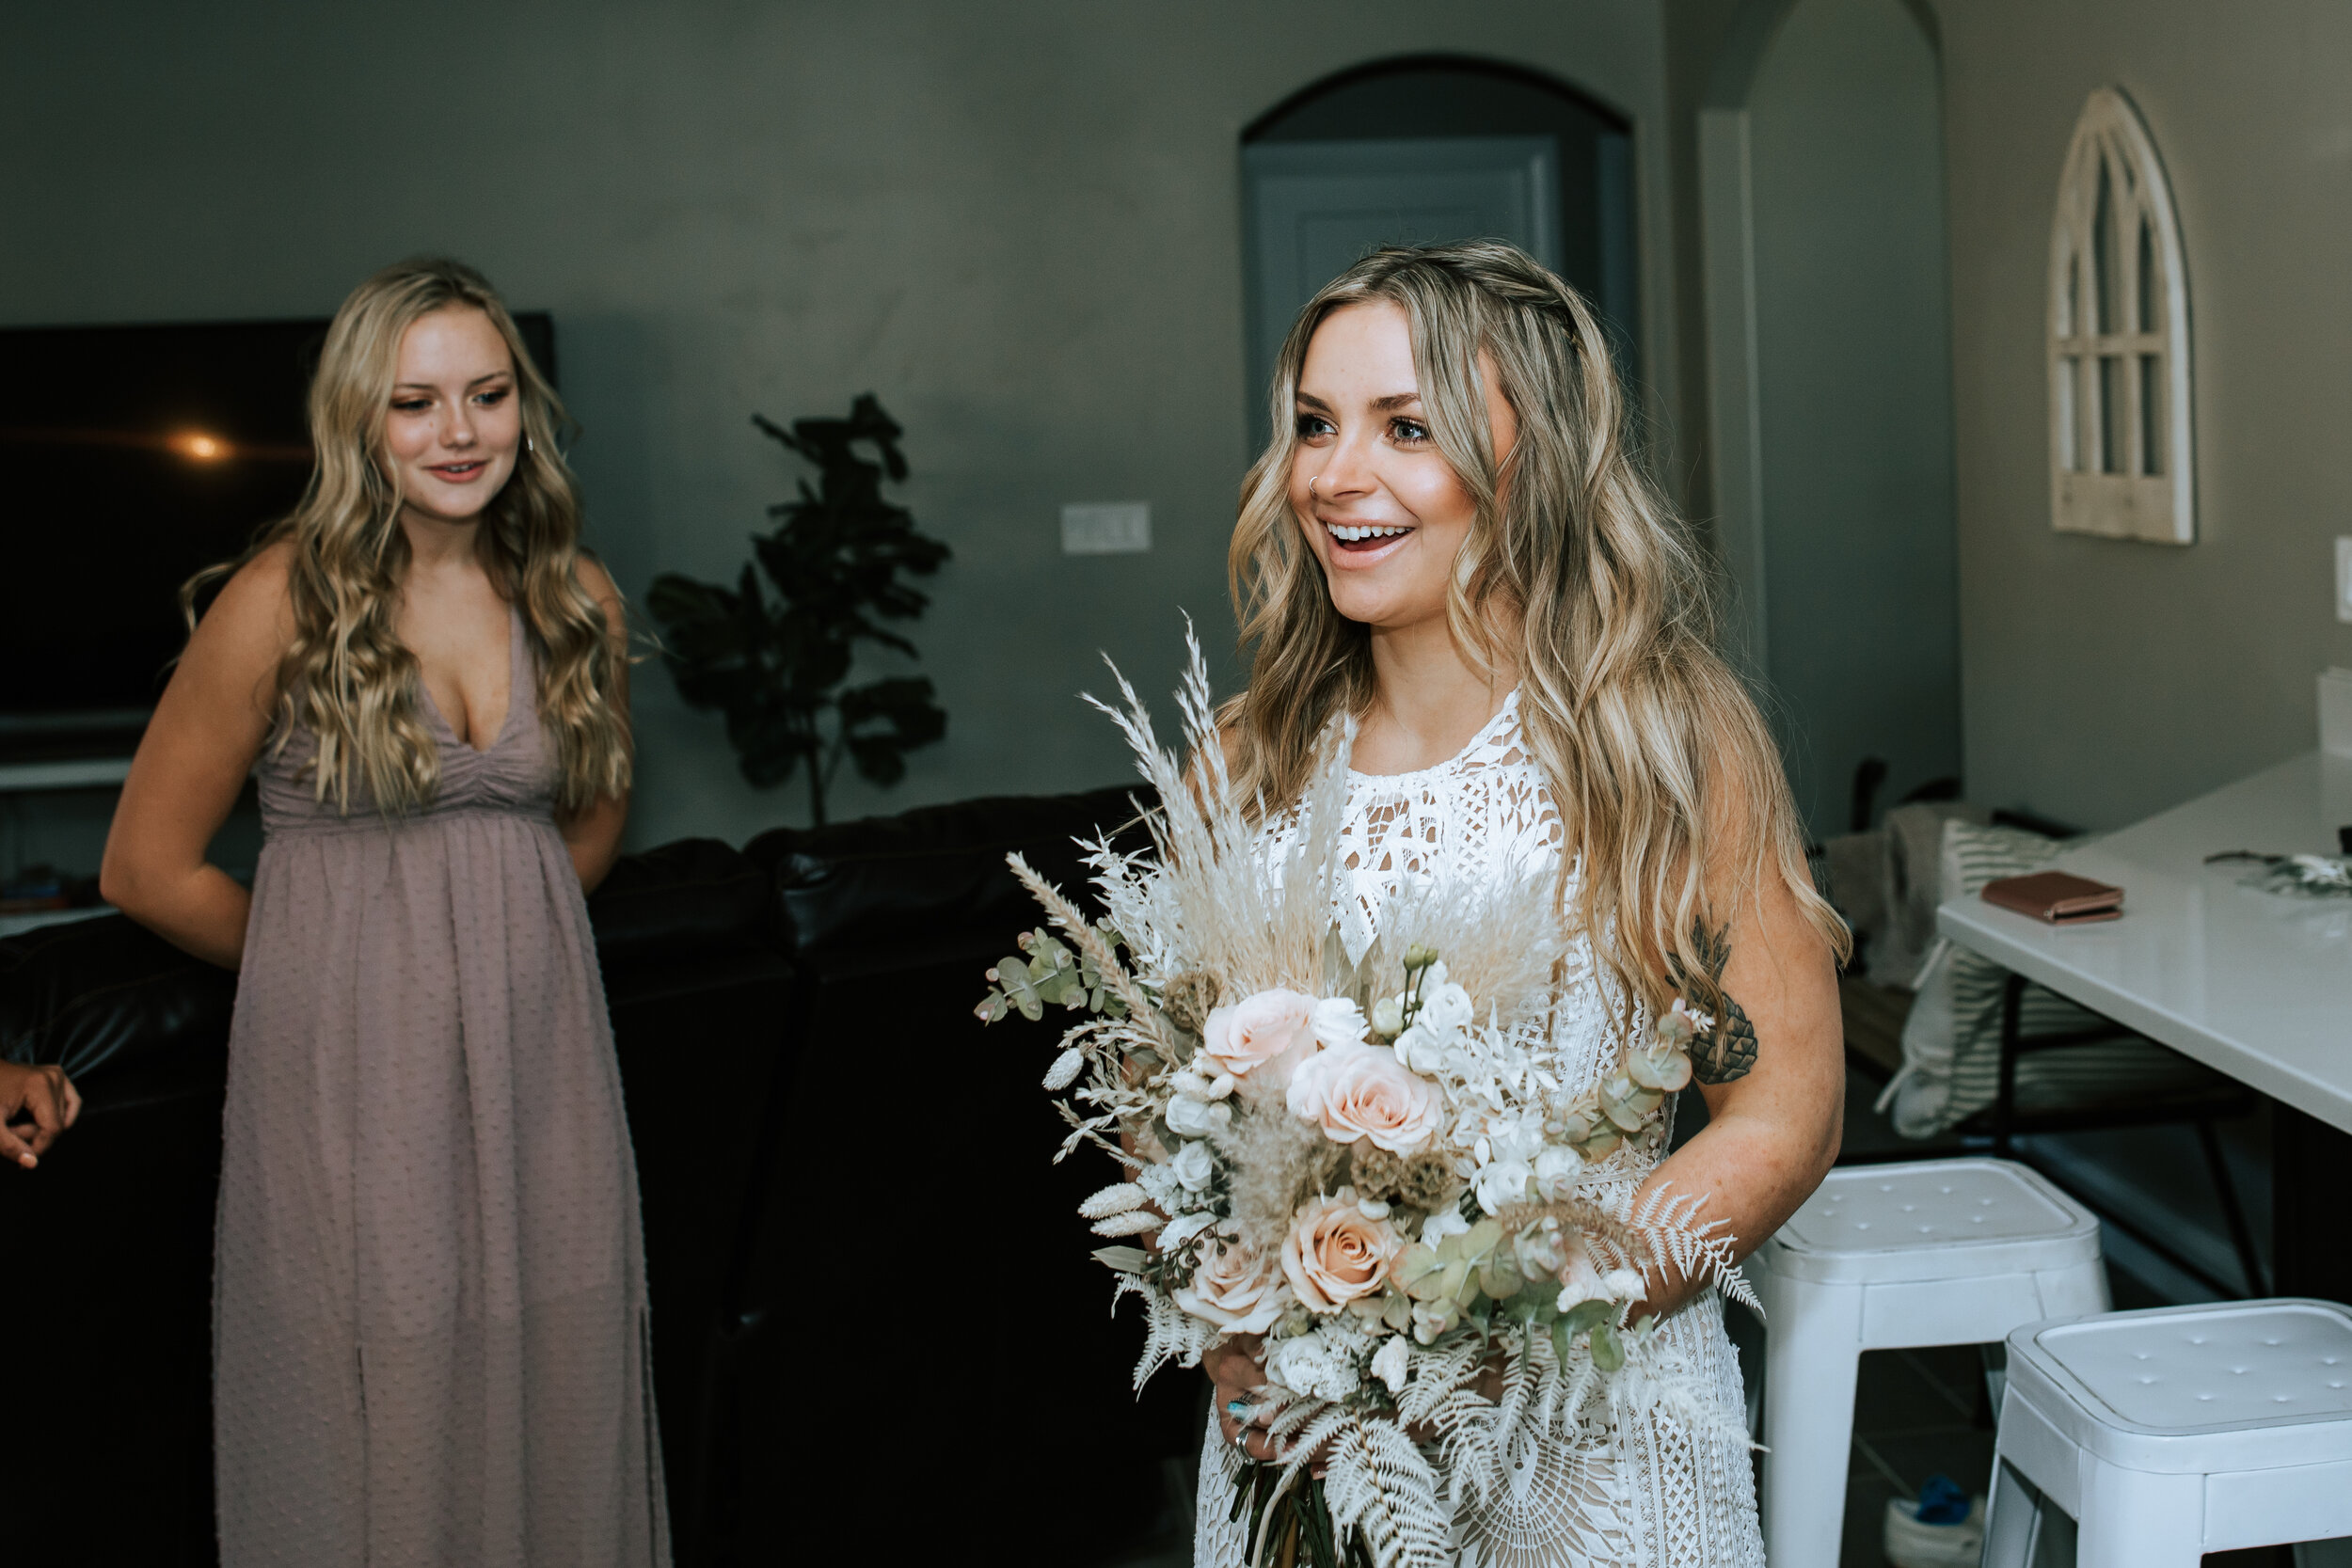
[{"xmin": 1007, "ymin": 852, "xmax": 1168, "ymax": 1042}]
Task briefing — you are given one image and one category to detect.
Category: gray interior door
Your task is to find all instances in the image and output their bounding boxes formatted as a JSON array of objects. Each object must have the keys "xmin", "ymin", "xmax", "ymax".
[{"xmin": 1242, "ymin": 136, "xmax": 1562, "ymax": 443}]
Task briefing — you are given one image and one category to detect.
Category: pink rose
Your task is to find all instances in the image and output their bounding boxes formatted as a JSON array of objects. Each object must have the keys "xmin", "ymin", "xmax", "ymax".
[
  {"xmin": 1201, "ymin": 988, "xmax": 1317, "ymax": 1088},
  {"xmin": 1282, "ymin": 1191, "xmax": 1405, "ymax": 1313},
  {"xmin": 1284, "ymin": 1042, "xmax": 1445, "ymax": 1155},
  {"xmin": 1172, "ymin": 1231, "xmax": 1289, "ymax": 1333}
]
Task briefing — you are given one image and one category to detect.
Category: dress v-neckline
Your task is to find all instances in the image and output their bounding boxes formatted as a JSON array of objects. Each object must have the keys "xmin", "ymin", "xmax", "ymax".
[{"xmin": 418, "ymin": 603, "xmax": 523, "ymax": 757}]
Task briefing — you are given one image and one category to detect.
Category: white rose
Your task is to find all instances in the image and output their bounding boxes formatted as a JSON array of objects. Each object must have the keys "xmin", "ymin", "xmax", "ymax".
[
  {"xmin": 1473, "ymin": 1157, "xmax": 1533, "ymax": 1214},
  {"xmin": 1264, "ymin": 1329, "xmax": 1361, "ymax": 1402},
  {"xmin": 1313, "ymin": 995, "xmax": 1371, "ymax": 1050},
  {"xmin": 1534, "ymin": 1145, "xmax": 1583, "ymax": 1199},
  {"xmin": 1391, "ymin": 1023, "xmax": 1440, "ymax": 1073},
  {"xmin": 1166, "ymin": 1094, "xmax": 1232, "ymax": 1137},
  {"xmin": 1172, "ymin": 1139, "xmax": 1215, "ymax": 1193},
  {"xmin": 1419, "ymin": 980, "xmax": 1475, "ymax": 1033},
  {"xmin": 1370, "ymin": 996, "xmax": 1406, "ymax": 1038},
  {"xmin": 1371, "ymin": 1334, "xmax": 1412, "ymax": 1395}
]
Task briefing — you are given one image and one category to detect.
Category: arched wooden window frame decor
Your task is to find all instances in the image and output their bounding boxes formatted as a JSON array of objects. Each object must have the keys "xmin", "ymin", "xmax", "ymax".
[{"xmin": 2049, "ymin": 87, "xmax": 2193, "ymax": 544}]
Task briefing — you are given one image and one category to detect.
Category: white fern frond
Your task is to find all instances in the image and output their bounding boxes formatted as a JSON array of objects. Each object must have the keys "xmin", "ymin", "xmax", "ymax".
[
  {"xmin": 1317, "ymin": 1414, "xmax": 1454, "ymax": 1568},
  {"xmin": 1112, "ymin": 1276, "xmax": 1215, "ymax": 1389}
]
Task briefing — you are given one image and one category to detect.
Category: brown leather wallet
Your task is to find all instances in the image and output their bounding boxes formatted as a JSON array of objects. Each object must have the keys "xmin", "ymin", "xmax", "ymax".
[{"xmin": 1980, "ymin": 871, "xmax": 2124, "ymax": 924}]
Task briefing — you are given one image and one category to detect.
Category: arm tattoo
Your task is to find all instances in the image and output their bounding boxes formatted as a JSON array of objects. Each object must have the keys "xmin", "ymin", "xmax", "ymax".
[{"xmin": 1684, "ymin": 925, "xmax": 1759, "ymax": 1085}]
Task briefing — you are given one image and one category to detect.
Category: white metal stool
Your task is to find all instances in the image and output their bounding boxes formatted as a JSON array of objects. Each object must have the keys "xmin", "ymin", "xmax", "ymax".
[
  {"xmin": 1756, "ymin": 1157, "xmax": 2108, "ymax": 1567},
  {"xmin": 1982, "ymin": 1299, "xmax": 2352, "ymax": 1567}
]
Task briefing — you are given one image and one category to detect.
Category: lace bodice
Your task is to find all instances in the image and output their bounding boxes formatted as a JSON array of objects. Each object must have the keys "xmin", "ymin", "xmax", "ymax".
[
  {"xmin": 1194, "ymin": 692, "xmax": 1765, "ymax": 1568},
  {"xmin": 1319, "ymin": 691, "xmax": 1563, "ymax": 958},
  {"xmin": 1260, "ymin": 691, "xmax": 1629, "ymax": 1126}
]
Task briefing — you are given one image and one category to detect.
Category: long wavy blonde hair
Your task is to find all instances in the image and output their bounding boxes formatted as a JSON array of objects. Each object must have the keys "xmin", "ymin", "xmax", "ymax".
[
  {"xmin": 1223, "ymin": 241, "xmax": 1844, "ymax": 1015},
  {"xmin": 188, "ymin": 257, "xmax": 630, "ymax": 814}
]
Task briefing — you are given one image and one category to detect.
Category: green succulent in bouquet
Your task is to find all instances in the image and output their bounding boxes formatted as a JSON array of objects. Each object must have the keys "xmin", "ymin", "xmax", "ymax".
[{"xmin": 646, "ymin": 393, "xmax": 949, "ymax": 826}]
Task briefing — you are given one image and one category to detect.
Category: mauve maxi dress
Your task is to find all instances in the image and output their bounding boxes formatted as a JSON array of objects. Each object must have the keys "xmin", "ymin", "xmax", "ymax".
[{"xmin": 213, "ymin": 604, "xmax": 668, "ymax": 1566}]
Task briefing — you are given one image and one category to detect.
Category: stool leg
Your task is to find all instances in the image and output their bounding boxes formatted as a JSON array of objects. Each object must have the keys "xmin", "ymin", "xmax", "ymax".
[
  {"xmin": 2076, "ymin": 1455, "xmax": 2203, "ymax": 1568},
  {"xmin": 1981, "ymin": 1454, "xmax": 2045, "ymax": 1568},
  {"xmin": 1758, "ymin": 1272, "xmax": 1863, "ymax": 1568},
  {"xmin": 2033, "ymin": 1257, "xmax": 2112, "ymax": 1320}
]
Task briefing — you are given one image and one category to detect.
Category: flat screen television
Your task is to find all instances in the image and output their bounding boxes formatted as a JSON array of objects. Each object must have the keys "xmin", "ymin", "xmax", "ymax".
[{"xmin": 0, "ymin": 312, "xmax": 554, "ymax": 762}]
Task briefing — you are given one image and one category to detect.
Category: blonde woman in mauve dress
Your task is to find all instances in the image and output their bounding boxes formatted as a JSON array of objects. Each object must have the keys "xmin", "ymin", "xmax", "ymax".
[{"xmin": 102, "ymin": 258, "xmax": 667, "ymax": 1567}]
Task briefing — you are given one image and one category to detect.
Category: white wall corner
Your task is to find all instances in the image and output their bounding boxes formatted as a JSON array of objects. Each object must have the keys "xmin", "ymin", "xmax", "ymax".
[{"xmin": 1698, "ymin": 106, "xmax": 1769, "ymax": 682}]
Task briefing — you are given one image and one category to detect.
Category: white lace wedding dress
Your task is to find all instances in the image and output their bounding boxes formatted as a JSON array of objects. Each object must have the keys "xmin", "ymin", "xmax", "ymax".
[{"xmin": 1191, "ymin": 693, "xmax": 1765, "ymax": 1568}]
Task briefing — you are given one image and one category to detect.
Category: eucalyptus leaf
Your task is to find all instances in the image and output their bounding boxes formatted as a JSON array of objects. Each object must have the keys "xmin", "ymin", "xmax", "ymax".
[
  {"xmin": 1559, "ymin": 1297, "xmax": 1614, "ymax": 1337},
  {"xmin": 993, "ymin": 956, "xmax": 1050, "ymax": 1021}
]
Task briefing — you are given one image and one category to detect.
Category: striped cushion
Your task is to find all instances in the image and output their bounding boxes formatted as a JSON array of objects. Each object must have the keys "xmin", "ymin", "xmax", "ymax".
[{"xmin": 1886, "ymin": 819, "xmax": 2219, "ymax": 1138}]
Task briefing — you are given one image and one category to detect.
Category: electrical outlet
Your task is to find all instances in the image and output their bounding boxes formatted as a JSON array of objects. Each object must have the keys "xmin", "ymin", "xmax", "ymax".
[
  {"xmin": 2338, "ymin": 536, "xmax": 2352, "ymax": 624},
  {"xmin": 1061, "ymin": 501, "xmax": 1152, "ymax": 555}
]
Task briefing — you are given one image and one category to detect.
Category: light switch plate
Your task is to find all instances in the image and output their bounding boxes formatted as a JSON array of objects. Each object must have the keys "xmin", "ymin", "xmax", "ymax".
[
  {"xmin": 2337, "ymin": 536, "xmax": 2352, "ymax": 623},
  {"xmin": 1061, "ymin": 501, "xmax": 1152, "ymax": 555}
]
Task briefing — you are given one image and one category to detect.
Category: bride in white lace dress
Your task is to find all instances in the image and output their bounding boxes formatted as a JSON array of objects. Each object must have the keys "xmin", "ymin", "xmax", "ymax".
[{"xmin": 1190, "ymin": 242, "xmax": 1845, "ymax": 1567}]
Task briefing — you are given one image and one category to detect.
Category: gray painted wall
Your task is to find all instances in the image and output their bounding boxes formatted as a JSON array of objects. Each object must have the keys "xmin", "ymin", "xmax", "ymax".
[
  {"xmin": 1937, "ymin": 0, "xmax": 2352, "ymax": 831},
  {"xmin": 1, "ymin": 0, "xmax": 1677, "ymax": 854},
  {"xmin": 1748, "ymin": 0, "xmax": 1959, "ymax": 837}
]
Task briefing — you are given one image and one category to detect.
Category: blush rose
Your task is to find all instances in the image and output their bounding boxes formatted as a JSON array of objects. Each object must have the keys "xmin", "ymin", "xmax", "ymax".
[
  {"xmin": 1285, "ymin": 1042, "xmax": 1446, "ymax": 1155},
  {"xmin": 1201, "ymin": 988, "xmax": 1318, "ymax": 1089},
  {"xmin": 1172, "ymin": 1231, "xmax": 1288, "ymax": 1334},
  {"xmin": 1282, "ymin": 1190, "xmax": 1405, "ymax": 1313}
]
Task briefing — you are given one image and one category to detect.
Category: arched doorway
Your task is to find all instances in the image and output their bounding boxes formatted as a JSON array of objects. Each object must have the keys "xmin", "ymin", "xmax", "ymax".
[{"xmin": 1241, "ymin": 56, "xmax": 1638, "ymax": 441}]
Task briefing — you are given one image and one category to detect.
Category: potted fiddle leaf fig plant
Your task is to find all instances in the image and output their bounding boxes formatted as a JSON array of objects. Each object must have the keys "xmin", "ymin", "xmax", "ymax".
[{"xmin": 646, "ymin": 393, "xmax": 949, "ymax": 826}]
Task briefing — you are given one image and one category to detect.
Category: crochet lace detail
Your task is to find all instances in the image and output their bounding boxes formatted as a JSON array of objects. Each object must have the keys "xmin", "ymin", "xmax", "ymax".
[{"xmin": 1192, "ymin": 695, "xmax": 1764, "ymax": 1568}]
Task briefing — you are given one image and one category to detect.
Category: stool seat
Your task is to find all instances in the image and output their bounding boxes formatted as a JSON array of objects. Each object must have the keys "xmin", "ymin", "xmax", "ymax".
[
  {"xmin": 1987, "ymin": 1300, "xmax": 2352, "ymax": 1566},
  {"xmin": 2014, "ymin": 1299, "xmax": 2352, "ymax": 1469},
  {"xmin": 1758, "ymin": 1158, "xmax": 2108, "ymax": 1567},
  {"xmin": 1772, "ymin": 1157, "xmax": 2102, "ymax": 1284}
]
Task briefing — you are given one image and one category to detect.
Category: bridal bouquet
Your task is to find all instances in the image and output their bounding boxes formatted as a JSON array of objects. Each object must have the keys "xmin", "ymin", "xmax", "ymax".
[{"xmin": 977, "ymin": 644, "xmax": 1754, "ymax": 1568}]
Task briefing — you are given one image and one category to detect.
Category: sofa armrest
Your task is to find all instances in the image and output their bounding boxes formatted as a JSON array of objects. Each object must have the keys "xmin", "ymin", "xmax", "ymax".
[{"xmin": 0, "ymin": 915, "xmax": 235, "ymax": 1087}]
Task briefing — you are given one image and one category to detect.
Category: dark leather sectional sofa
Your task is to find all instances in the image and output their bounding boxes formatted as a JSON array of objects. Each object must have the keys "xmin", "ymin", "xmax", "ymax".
[{"xmin": 0, "ymin": 786, "xmax": 1196, "ymax": 1566}]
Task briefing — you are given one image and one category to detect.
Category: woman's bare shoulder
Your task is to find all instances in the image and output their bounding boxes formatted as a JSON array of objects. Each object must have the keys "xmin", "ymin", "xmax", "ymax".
[{"xmin": 194, "ymin": 543, "xmax": 298, "ymax": 657}]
